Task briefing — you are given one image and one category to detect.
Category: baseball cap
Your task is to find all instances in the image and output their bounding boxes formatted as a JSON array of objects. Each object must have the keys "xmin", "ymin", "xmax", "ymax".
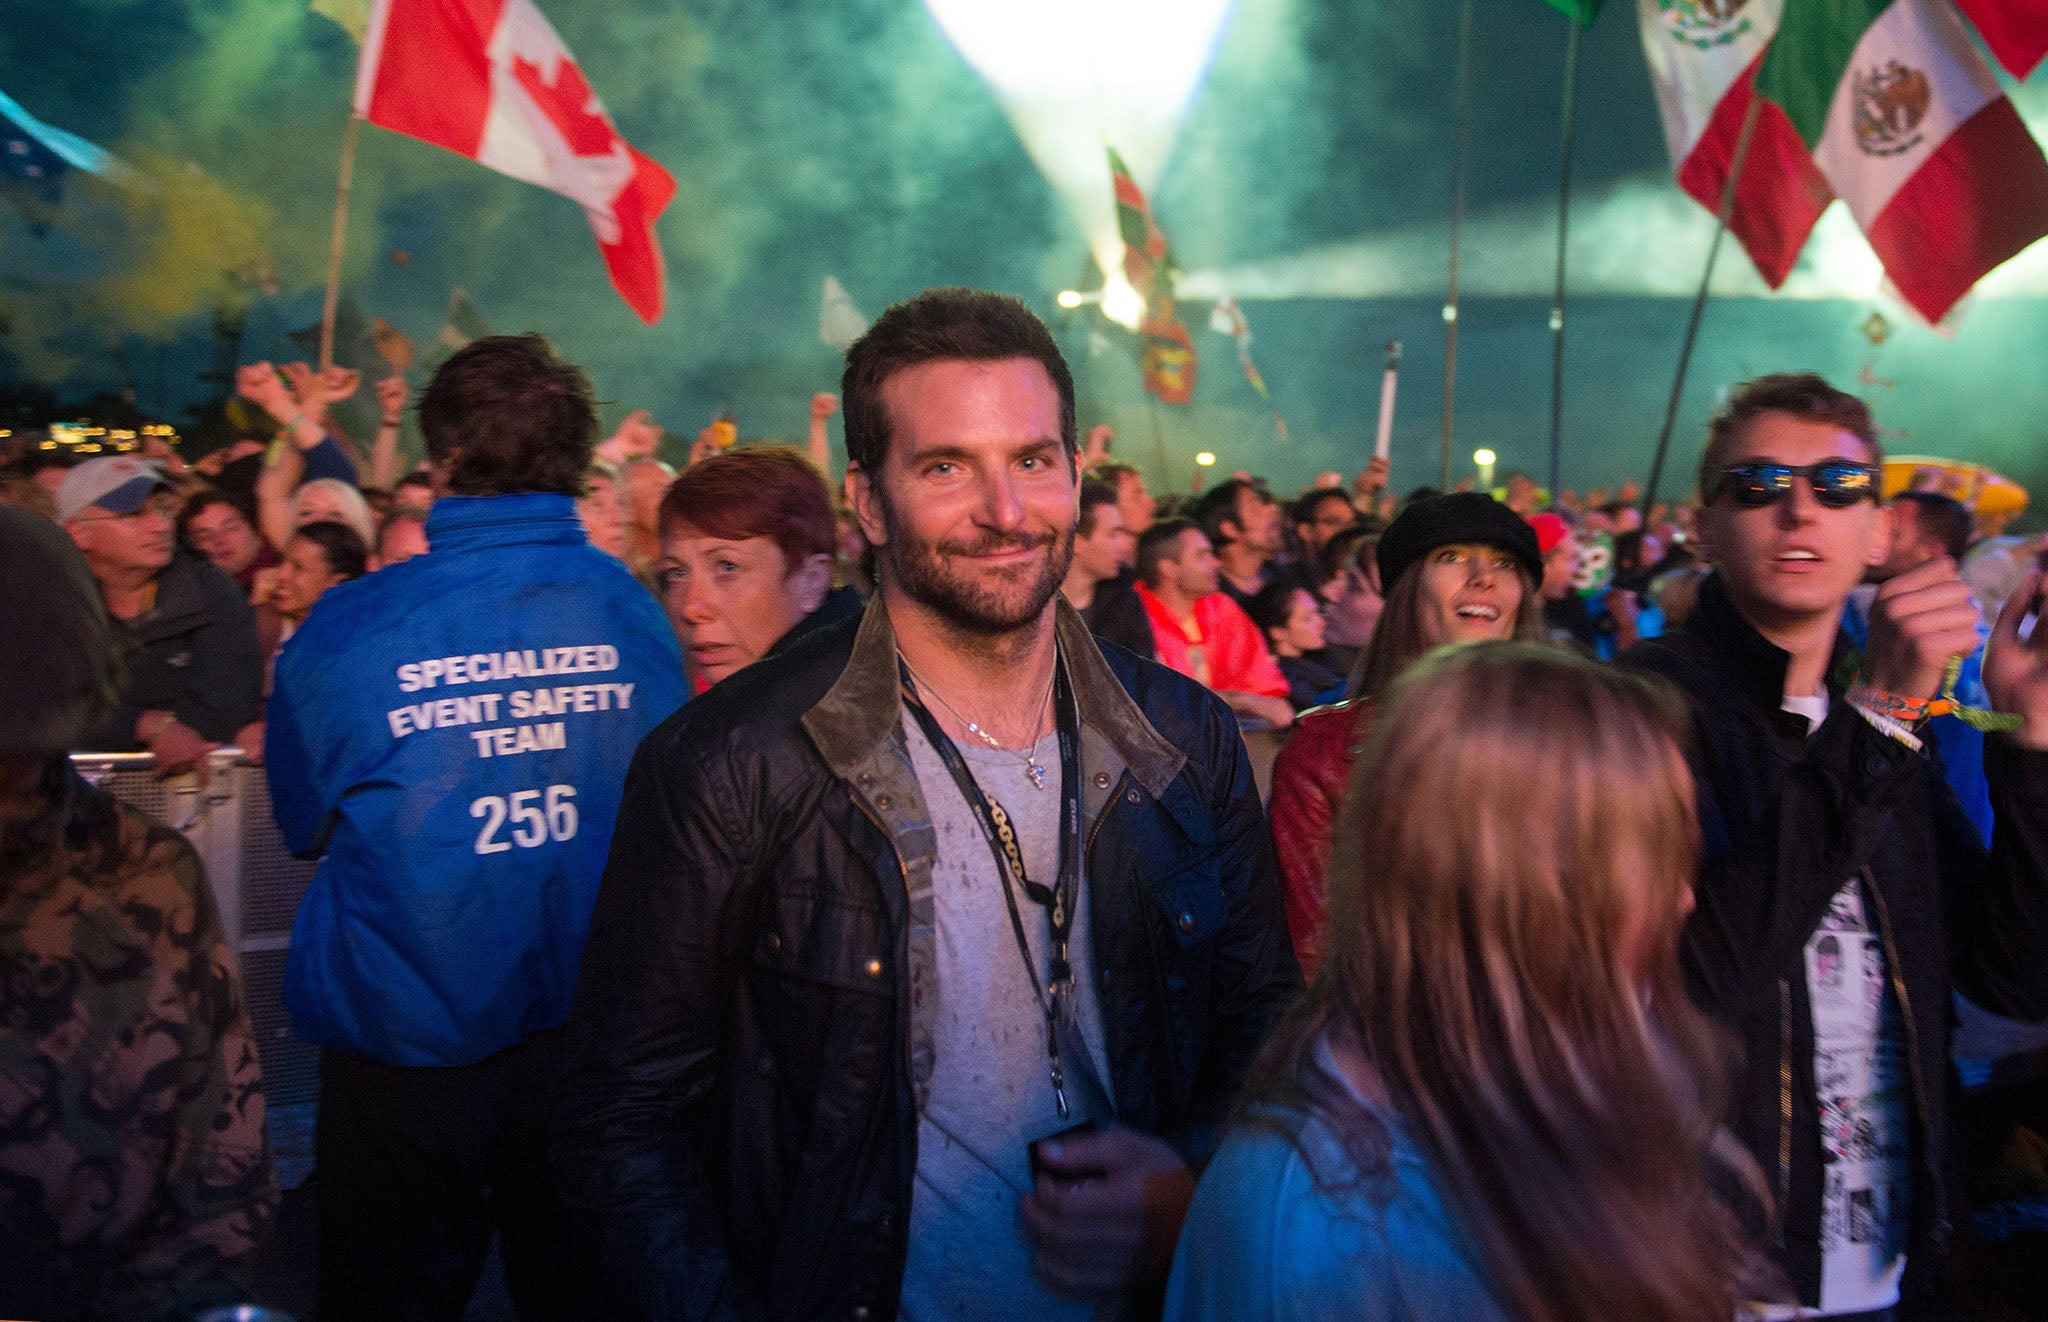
[{"xmin": 55, "ymin": 456, "xmax": 169, "ymax": 524}]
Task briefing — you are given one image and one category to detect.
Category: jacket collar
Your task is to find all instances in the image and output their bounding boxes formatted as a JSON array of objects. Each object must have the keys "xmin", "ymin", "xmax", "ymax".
[
  {"xmin": 423, "ymin": 493, "xmax": 585, "ymax": 551},
  {"xmin": 803, "ymin": 593, "xmax": 1185, "ymax": 800},
  {"xmin": 1684, "ymin": 571, "xmax": 1857, "ymax": 712},
  {"xmin": 125, "ymin": 552, "xmax": 212, "ymax": 643}
]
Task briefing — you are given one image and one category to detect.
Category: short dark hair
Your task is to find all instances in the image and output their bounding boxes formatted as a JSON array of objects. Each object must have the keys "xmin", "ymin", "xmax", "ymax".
[
  {"xmin": 1243, "ymin": 578, "xmax": 1304, "ymax": 636},
  {"xmin": 840, "ymin": 287, "xmax": 1076, "ymax": 473},
  {"xmin": 658, "ymin": 445, "xmax": 835, "ymax": 572},
  {"xmin": 1194, "ymin": 478, "xmax": 1263, "ymax": 547},
  {"xmin": 293, "ymin": 519, "xmax": 370, "ymax": 582},
  {"xmin": 1136, "ymin": 516, "xmax": 1200, "ymax": 589},
  {"xmin": 1091, "ymin": 460, "xmax": 1142, "ymax": 490},
  {"xmin": 175, "ymin": 488, "xmax": 256, "ymax": 545},
  {"xmin": 1293, "ymin": 487, "xmax": 1353, "ymax": 526},
  {"xmin": 1077, "ymin": 477, "xmax": 1119, "ymax": 539},
  {"xmin": 420, "ymin": 334, "xmax": 597, "ymax": 498},
  {"xmin": 1698, "ymin": 372, "xmax": 1881, "ymax": 503},
  {"xmin": 1891, "ymin": 490, "xmax": 1971, "ymax": 561}
]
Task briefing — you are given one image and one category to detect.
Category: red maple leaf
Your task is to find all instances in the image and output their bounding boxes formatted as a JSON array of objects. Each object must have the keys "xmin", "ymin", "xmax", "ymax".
[{"xmin": 510, "ymin": 54, "xmax": 617, "ymax": 158}]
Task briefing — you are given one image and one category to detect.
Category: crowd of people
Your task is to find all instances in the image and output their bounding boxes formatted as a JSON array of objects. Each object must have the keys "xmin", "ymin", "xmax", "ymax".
[{"xmin": 1, "ymin": 284, "xmax": 2045, "ymax": 1322}]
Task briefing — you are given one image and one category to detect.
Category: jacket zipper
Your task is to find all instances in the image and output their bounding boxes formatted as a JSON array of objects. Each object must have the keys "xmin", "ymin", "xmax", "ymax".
[
  {"xmin": 1860, "ymin": 868, "xmax": 1946, "ymax": 1246},
  {"xmin": 1777, "ymin": 977, "xmax": 1792, "ymax": 1247}
]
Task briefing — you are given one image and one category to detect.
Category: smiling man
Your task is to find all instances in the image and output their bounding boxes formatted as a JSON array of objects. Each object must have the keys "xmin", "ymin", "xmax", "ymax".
[
  {"xmin": 1622, "ymin": 373, "xmax": 2048, "ymax": 1318},
  {"xmin": 555, "ymin": 287, "xmax": 1298, "ymax": 1321}
]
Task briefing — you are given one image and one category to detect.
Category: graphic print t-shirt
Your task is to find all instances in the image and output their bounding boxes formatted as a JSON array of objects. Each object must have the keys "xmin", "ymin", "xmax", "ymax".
[
  {"xmin": 1783, "ymin": 691, "xmax": 1910, "ymax": 1315},
  {"xmin": 1805, "ymin": 881, "xmax": 1911, "ymax": 1314}
]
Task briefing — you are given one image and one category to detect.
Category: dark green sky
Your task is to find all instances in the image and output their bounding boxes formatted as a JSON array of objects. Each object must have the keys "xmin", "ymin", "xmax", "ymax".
[{"xmin": 2, "ymin": 0, "xmax": 2043, "ymax": 512}]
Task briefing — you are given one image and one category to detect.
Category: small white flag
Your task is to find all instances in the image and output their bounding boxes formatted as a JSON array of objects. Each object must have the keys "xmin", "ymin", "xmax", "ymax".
[{"xmin": 820, "ymin": 276, "xmax": 869, "ymax": 353}]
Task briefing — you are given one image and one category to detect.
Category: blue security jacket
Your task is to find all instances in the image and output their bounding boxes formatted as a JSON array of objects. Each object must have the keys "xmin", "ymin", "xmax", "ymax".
[{"xmin": 266, "ymin": 493, "xmax": 684, "ymax": 1066}]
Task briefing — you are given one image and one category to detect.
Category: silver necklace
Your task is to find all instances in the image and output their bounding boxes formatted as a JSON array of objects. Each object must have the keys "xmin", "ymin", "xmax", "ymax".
[{"xmin": 901, "ymin": 655, "xmax": 1056, "ymax": 789}]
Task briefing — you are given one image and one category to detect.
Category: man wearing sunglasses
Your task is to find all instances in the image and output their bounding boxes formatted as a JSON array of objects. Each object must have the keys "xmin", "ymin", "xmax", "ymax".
[{"xmin": 1624, "ymin": 372, "xmax": 2048, "ymax": 1319}]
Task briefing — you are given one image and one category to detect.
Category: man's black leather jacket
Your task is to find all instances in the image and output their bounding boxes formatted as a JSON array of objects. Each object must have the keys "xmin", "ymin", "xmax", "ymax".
[{"xmin": 553, "ymin": 597, "xmax": 1300, "ymax": 1321}]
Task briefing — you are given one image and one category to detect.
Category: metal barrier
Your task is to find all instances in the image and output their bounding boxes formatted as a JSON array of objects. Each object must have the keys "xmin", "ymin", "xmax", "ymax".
[{"xmin": 68, "ymin": 750, "xmax": 322, "ymax": 1113}]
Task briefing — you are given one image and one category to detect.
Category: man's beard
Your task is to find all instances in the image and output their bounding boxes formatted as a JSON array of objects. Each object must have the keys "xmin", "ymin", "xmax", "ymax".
[{"xmin": 878, "ymin": 495, "xmax": 1075, "ymax": 636}]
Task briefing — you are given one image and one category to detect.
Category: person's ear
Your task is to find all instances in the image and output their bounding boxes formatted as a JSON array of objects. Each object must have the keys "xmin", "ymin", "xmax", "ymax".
[{"xmin": 846, "ymin": 462, "xmax": 887, "ymax": 548}]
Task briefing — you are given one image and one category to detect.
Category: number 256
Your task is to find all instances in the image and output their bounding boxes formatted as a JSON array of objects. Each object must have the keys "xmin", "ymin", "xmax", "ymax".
[{"xmin": 471, "ymin": 785, "xmax": 579, "ymax": 855}]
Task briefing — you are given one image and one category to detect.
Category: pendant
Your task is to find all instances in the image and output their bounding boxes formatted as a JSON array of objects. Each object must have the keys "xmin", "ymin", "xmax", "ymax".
[{"xmin": 1025, "ymin": 758, "xmax": 1047, "ymax": 790}]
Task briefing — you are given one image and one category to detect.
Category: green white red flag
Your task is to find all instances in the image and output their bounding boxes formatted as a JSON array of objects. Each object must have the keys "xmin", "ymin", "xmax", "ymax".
[
  {"xmin": 1758, "ymin": 0, "xmax": 2048, "ymax": 323},
  {"xmin": 1634, "ymin": 0, "xmax": 1834, "ymax": 287},
  {"xmin": 1108, "ymin": 146, "xmax": 1197, "ymax": 405}
]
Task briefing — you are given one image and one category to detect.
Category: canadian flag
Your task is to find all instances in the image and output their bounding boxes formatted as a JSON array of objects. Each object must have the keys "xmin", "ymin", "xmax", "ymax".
[
  {"xmin": 355, "ymin": 0, "xmax": 676, "ymax": 323},
  {"xmin": 1634, "ymin": 0, "xmax": 1833, "ymax": 287}
]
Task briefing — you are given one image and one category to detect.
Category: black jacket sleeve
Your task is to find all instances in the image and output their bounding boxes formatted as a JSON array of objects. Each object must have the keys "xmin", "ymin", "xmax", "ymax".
[
  {"xmin": 1183, "ymin": 697, "xmax": 1299, "ymax": 1163},
  {"xmin": 551, "ymin": 727, "xmax": 766, "ymax": 1322},
  {"xmin": 1946, "ymin": 738, "xmax": 2048, "ymax": 1020},
  {"xmin": 1619, "ymin": 650, "xmax": 1932, "ymax": 1020}
]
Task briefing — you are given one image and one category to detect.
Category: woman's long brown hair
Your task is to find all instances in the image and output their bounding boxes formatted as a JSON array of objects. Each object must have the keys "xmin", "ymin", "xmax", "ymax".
[{"xmin": 1248, "ymin": 642, "xmax": 1774, "ymax": 1322}]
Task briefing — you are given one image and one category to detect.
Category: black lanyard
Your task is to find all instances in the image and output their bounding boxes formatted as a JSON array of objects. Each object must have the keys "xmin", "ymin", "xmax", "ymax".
[{"xmin": 899, "ymin": 653, "xmax": 1083, "ymax": 1119}]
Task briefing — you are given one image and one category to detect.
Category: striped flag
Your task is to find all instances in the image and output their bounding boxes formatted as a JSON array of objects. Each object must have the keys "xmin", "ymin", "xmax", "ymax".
[
  {"xmin": 1758, "ymin": 0, "xmax": 2048, "ymax": 323},
  {"xmin": 355, "ymin": 0, "xmax": 676, "ymax": 323},
  {"xmin": 1635, "ymin": 0, "xmax": 1833, "ymax": 287},
  {"xmin": 1108, "ymin": 146, "xmax": 1197, "ymax": 405}
]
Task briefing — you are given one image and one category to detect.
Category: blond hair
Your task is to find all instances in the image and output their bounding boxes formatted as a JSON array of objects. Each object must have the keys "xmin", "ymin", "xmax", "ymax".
[{"xmin": 1253, "ymin": 643, "xmax": 1774, "ymax": 1321}]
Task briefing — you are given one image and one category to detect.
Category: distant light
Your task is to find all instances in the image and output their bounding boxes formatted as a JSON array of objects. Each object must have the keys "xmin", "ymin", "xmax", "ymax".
[
  {"xmin": 1057, "ymin": 289, "xmax": 1086, "ymax": 309},
  {"xmin": 1100, "ymin": 270, "xmax": 1146, "ymax": 330},
  {"xmin": 1442, "ymin": 304, "xmax": 1458, "ymax": 323},
  {"xmin": 1473, "ymin": 448, "xmax": 1497, "ymax": 466},
  {"xmin": 920, "ymin": 0, "xmax": 1233, "ymax": 285},
  {"xmin": 1194, "ymin": 451, "xmax": 1217, "ymax": 467}
]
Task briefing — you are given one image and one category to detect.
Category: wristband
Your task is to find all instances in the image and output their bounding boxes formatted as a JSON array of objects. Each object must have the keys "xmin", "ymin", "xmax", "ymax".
[{"xmin": 1845, "ymin": 684, "xmax": 1933, "ymax": 726}]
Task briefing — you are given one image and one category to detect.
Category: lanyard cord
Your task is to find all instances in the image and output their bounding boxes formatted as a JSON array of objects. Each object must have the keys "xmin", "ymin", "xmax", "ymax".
[{"xmin": 899, "ymin": 652, "xmax": 1083, "ymax": 1117}]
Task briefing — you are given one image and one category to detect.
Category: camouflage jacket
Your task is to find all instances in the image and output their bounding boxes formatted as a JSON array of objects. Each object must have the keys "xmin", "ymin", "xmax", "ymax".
[{"xmin": 0, "ymin": 761, "xmax": 277, "ymax": 1321}]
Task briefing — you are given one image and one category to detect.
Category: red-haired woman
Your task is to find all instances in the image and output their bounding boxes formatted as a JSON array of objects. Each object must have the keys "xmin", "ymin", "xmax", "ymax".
[{"xmin": 656, "ymin": 445, "xmax": 862, "ymax": 693}]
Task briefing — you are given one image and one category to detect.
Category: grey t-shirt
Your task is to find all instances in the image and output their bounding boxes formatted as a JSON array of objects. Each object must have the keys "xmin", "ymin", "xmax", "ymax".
[{"xmin": 896, "ymin": 717, "xmax": 1118, "ymax": 1321}]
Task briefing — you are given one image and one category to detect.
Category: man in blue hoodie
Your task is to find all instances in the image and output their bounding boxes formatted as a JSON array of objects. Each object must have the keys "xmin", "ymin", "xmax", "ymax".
[{"xmin": 266, "ymin": 335, "xmax": 684, "ymax": 1321}]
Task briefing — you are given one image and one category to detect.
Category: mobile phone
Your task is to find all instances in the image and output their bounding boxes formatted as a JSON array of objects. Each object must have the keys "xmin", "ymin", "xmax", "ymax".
[
  {"xmin": 1028, "ymin": 1119, "xmax": 1104, "ymax": 1183},
  {"xmin": 2018, "ymin": 547, "xmax": 2045, "ymax": 643}
]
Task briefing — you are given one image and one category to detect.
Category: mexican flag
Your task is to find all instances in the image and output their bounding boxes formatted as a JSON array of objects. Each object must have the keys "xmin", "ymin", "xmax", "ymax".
[
  {"xmin": 1635, "ymin": 0, "xmax": 1834, "ymax": 287},
  {"xmin": 1758, "ymin": 0, "xmax": 2048, "ymax": 323}
]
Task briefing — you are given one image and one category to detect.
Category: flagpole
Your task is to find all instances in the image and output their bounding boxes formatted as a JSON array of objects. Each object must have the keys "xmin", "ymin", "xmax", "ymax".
[
  {"xmin": 1640, "ymin": 90, "xmax": 1764, "ymax": 521},
  {"xmin": 1440, "ymin": 0, "xmax": 1476, "ymax": 491},
  {"xmin": 319, "ymin": 114, "xmax": 363, "ymax": 372},
  {"xmin": 1546, "ymin": 17, "xmax": 1584, "ymax": 500},
  {"xmin": 1146, "ymin": 393, "xmax": 1170, "ymax": 491}
]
